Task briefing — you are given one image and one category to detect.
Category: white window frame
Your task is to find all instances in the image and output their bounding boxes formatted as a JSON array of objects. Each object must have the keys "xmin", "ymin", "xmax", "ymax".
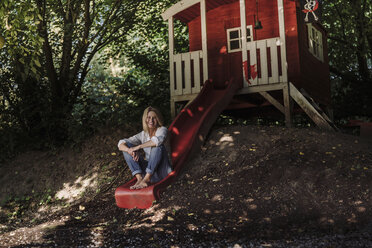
[
  {"xmin": 227, "ymin": 25, "xmax": 253, "ymax": 53},
  {"xmin": 307, "ymin": 23, "xmax": 324, "ymax": 62}
]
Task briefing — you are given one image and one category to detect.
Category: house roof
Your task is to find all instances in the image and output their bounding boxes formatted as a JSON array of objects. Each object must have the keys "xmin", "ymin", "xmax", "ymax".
[{"xmin": 162, "ymin": 0, "xmax": 237, "ymax": 23}]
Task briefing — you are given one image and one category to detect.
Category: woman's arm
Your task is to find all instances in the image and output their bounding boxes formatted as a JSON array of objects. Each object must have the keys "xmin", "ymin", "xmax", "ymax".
[
  {"xmin": 150, "ymin": 126, "xmax": 168, "ymax": 146},
  {"xmin": 125, "ymin": 140, "xmax": 156, "ymax": 161},
  {"xmin": 118, "ymin": 142, "xmax": 130, "ymax": 152},
  {"xmin": 131, "ymin": 126, "xmax": 167, "ymax": 151},
  {"xmin": 118, "ymin": 131, "xmax": 143, "ymax": 161},
  {"xmin": 119, "ymin": 142, "xmax": 140, "ymax": 161},
  {"xmin": 117, "ymin": 131, "xmax": 142, "ymax": 149},
  {"xmin": 130, "ymin": 140, "xmax": 156, "ymax": 152}
]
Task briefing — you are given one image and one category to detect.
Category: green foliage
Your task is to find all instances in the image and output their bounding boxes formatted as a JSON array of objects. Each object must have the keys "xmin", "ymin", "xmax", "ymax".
[
  {"xmin": 0, "ymin": 0, "xmax": 44, "ymax": 80},
  {"xmin": 322, "ymin": 0, "xmax": 372, "ymax": 118},
  {"xmin": 0, "ymin": 1, "xmax": 49, "ymax": 158},
  {"xmin": 0, "ymin": 0, "xmax": 151, "ymax": 161},
  {"xmin": 65, "ymin": 0, "xmax": 185, "ymax": 144},
  {"xmin": 68, "ymin": 60, "xmax": 171, "ymax": 144},
  {"xmin": 0, "ymin": 0, "xmax": 188, "ymax": 159}
]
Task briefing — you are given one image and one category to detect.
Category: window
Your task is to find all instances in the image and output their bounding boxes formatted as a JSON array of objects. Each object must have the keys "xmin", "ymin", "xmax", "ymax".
[
  {"xmin": 227, "ymin": 26, "xmax": 253, "ymax": 53},
  {"xmin": 307, "ymin": 23, "xmax": 323, "ymax": 62}
]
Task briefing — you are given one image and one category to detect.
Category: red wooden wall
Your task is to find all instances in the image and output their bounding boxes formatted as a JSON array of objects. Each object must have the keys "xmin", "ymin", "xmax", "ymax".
[
  {"xmin": 188, "ymin": 0, "xmax": 281, "ymax": 87},
  {"xmin": 185, "ymin": 0, "xmax": 330, "ymax": 106},
  {"xmin": 298, "ymin": 22, "xmax": 331, "ymax": 106}
]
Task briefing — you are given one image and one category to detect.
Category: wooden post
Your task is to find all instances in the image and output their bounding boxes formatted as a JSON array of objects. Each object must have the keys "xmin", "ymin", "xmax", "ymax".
[
  {"xmin": 277, "ymin": 0, "xmax": 288, "ymax": 82},
  {"xmin": 278, "ymin": 0, "xmax": 290, "ymax": 126},
  {"xmin": 283, "ymin": 83, "xmax": 292, "ymax": 127},
  {"xmin": 170, "ymin": 99, "xmax": 176, "ymax": 119},
  {"xmin": 201, "ymin": 0, "xmax": 208, "ymax": 83},
  {"xmin": 240, "ymin": 0, "xmax": 248, "ymax": 87},
  {"xmin": 168, "ymin": 18, "xmax": 174, "ymax": 97},
  {"xmin": 168, "ymin": 17, "xmax": 175, "ymax": 118}
]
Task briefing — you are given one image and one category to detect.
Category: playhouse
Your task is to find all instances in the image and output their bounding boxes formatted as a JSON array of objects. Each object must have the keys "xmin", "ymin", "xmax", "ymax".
[{"xmin": 162, "ymin": 0, "xmax": 332, "ymax": 127}]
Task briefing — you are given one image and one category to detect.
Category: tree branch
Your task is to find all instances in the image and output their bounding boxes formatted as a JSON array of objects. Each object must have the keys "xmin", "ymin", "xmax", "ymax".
[
  {"xmin": 35, "ymin": 0, "xmax": 59, "ymax": 92},
  {"xmin": 70, "ymin": 51, "xmax": 95, "ymax": 105},
  {"xmin": 328, "ymin": 35, "xmax": 353, "ymax": 46},
  {"xmin": 70, "ymin": 0, "xmax": 92, "ymax": 86},
  {"xmin": 88, "ymin": 0, "xmax": 122, "ymax": 44},
  {"xmin": 334, "ymin": 3, "xmax": 347, "ymax": 40},
  {"xmin": 56, "ymin": 0, "xmax": 66, "ymax": 21},
  {"xmin": 59, "ymin": 4, "xmax": 75, "ymax": 92}
]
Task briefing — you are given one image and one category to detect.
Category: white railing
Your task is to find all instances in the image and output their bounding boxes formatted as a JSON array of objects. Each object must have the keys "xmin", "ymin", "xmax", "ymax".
[
  {"xmin": 170, "ymin": 50, "xmax": 203, "ymax": 97},
  {"xmin": 244, "ymin": 37, "xmax": 287, "ymax": 86},
  {"xmin": 170, "ymin": 37, "xmax": 287, "ymax": 97}
]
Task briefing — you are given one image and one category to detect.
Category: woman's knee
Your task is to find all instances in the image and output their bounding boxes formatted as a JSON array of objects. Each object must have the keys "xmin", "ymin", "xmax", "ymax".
[
  {"xmin": 122, "ymin": 142, "xmax": 135, "ymax": 157},
  {"xmin": 150, "ymin": 145, "xmax": 165, "ymax": 156},
  {"xmin": 123, "ymin": 151, "xmax": 134, "ymax": 162},
  {"xmin": 125, "ymin": 142, "xmax": 134, "ymax": 148},
  {"xmin": 152, "ymin": 145, "xmax": 162, "ymax": 152},
  {"xmin": 156, "ymin": 144, "xmax": 166, "ymax": 151}
]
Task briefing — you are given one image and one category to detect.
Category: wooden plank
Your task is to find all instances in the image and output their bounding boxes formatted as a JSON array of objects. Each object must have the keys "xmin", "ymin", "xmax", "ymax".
[
  {"xmin": 247, "ymin": 41, "xmax": 257, "ymax": 86},
  {"xmin": 268, "ymin": 38, "xmax": 279, "ymax": 84},
  {"xmin": 161, "ymin": 0, "xmax": 200, "ymax": 20},
  {"xmin": 174, "ymin": 54, "xmax": 182, "ymax": 96},
  {"xmin": 191, "ymin": 51, "xmax": 201, "ymax": 94},
  {"xmin": 289, "ymin": 82, "xmax": 334, "ymax": 131},
  {"xmin": 277, "ymin": 0, "xmax": 288, "ymax": 82},
  {"xmin": 300, "ymin": 88, "xmax": 337, "ymax": 129},
  {"xmin": 237, "ymin": 82, "xmax": 286, "ymax": 94},
  {"xmin": 182, "ymin": 52, "xmax": 191, "ymax": 95},
  {"xmin": 259, "ymin": 91, "xmax": 285, "ymax": 114},
  {"xmin": 240, "ymin": 0, "xmax": 248, "ymax": 86},
  {"xmin": 257, "ymin": 40, "xmax": 268, "ymax": 85},
  {"xmin": 201, "ymin": 0, "xmax": 208, "ymax": 82},
  {"xmin": 168, "ymin": 18, "xmax": 175, "ymax": 97},
  {"xmin": 172, "ymin": 93, "xmax": 199, "ymax": 102}
]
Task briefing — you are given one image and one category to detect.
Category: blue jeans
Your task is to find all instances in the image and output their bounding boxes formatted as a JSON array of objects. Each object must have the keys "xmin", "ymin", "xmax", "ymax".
[{"xmin": 123, "ymin": 142, "xmax": 172, "ymax": 183}]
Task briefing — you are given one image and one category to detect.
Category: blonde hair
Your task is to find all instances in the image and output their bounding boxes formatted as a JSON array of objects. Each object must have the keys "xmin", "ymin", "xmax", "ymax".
[{"xmin": 142, "ymin": 106, "xmax": 164, "ymax": 133}]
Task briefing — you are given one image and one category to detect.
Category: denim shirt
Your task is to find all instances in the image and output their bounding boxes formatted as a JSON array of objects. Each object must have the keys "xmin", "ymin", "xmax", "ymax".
[{"xmin": 118, "ymin": 126, "xmax": 168, "ymax": 160}]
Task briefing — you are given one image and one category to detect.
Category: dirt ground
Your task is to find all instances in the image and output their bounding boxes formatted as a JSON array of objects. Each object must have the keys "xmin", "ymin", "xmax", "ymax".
[{"xmin": 0, "ymin": 124, "xmax": 371, "ymax": 247}]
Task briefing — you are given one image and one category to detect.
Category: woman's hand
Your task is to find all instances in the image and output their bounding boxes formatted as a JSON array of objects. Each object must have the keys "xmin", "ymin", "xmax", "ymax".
[{"xmin": 128, "ymin": 145, "xmax": 141, "ymax": 161}]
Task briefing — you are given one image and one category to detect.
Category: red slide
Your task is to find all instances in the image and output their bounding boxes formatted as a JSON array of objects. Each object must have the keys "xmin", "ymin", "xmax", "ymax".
[{"xmin": 115, "ymin": 79, "xmax": 239, "ymax": 209}]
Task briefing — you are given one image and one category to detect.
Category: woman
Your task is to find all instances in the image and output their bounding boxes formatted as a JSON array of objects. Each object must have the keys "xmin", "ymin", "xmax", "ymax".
[{"xmin": 118, "ymin": 107, "xmax": 172, "ymax": 189}]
